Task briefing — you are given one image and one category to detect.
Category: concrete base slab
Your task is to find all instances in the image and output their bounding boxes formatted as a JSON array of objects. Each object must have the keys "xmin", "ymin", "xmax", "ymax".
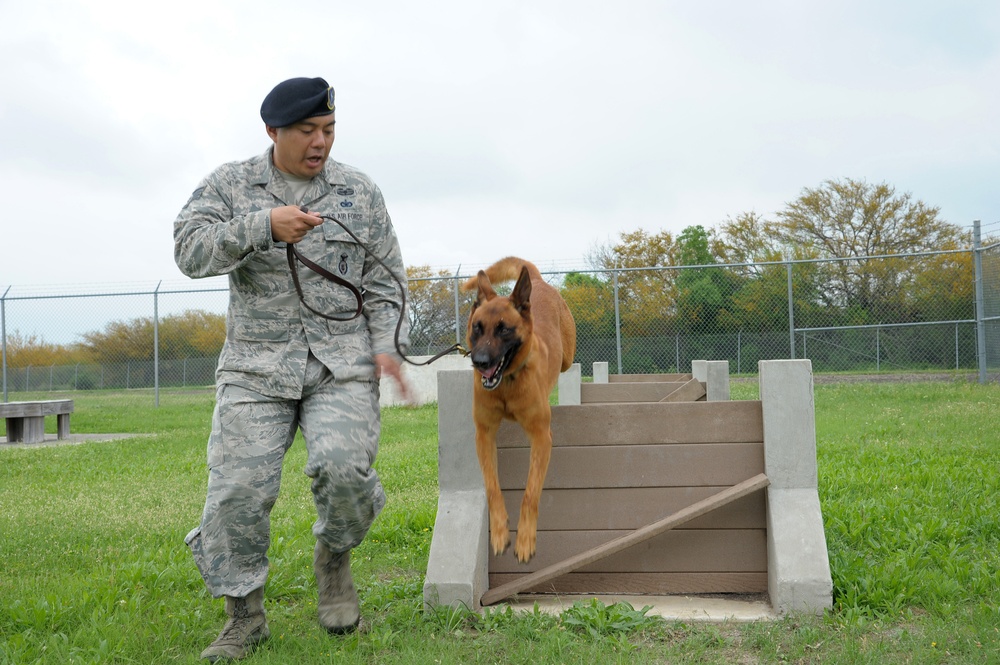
[
  {"xmin": 1, "ymin": 433, "xmax": 151, "ymax": 448},
  {"xmin": 498, "ymin": 594, "xmax": 777, "ymax": 622}
]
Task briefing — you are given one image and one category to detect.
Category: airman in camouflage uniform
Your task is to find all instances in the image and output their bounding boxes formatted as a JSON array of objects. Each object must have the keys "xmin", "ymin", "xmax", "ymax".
[{"xmin": 174, "ymin": 77, "xmax": 410, "ymax": 662}]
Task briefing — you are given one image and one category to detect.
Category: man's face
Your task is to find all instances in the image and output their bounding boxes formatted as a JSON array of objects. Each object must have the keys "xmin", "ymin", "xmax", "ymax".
[{"xmin": 267, "ymin": 114, "xmax": 336, "ymax": 178}]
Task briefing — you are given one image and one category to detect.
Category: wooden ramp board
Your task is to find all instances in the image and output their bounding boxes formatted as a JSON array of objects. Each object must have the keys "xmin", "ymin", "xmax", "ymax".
[
  {"xmin": 496, "ymin": 401, "xmax": 764, "ymax": 448},
  {"xmin": 499, "ymin": 486, "xmax": 767, "ymax": 531},
  {"xmin": 580, "ymin": 380, "xmax": 705, "ymax": 403},
  {"xmin": 608, "ymin": 373, "xmax": 692, "ymax": 383},
  {"xmin": 660, "ymin": 378, "xmax": 707, "ymax": 402},
  {"xmin": 489, "ymin": 572, "xmax": 769, "ymax": 596},
  {"xmin": 497, "ymin": 442, "xmax": 765, "ymax": 489},
  {"xmin": 481, "ymin": 473, "xmax": 770, "ymax": 606}
]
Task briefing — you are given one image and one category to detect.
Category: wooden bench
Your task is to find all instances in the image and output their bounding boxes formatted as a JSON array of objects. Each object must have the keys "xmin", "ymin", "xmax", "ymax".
[{"xmin": 0, "ymin": 400, "xmax": 74, "ymax": 444}]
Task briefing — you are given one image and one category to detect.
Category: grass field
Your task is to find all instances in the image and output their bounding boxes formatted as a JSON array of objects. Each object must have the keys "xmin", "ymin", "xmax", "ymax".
[{"xmin": 1, "ymin": 379, "xmax": 999, "ymax": 664}]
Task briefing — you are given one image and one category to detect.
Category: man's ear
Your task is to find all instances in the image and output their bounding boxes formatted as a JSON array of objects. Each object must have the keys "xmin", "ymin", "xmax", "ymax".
[{"xmin": 266, "ymin": 124, "xmax": 279, "ymax": 143}]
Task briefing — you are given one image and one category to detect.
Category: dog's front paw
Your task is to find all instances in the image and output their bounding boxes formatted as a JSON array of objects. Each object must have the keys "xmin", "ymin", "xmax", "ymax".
[
  {"xmin": 514, "ymin": 529, "xmax": 536, "ymax": 563},
  {"xmin": 490, "ymin": 524, "xmax": 510, "ymax": 555}
]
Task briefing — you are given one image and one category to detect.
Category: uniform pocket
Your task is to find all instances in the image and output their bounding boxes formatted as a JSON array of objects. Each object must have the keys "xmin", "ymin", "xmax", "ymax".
[
  {"xmin": 232, "ymin": 317, "xmax": 290, "ymax": 342},
  {"xmin": 321, "ymin": 222, "xmax": 368, "ymax": 283},
  {"xmin": 207, "ymin": 385, "xmax": 227, "ymax": 468}
]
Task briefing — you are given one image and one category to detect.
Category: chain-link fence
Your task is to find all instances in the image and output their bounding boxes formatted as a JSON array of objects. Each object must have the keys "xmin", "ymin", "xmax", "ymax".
[{"xmin": 2, "ymin": 242, "xmax": 998, "ymax": 408}]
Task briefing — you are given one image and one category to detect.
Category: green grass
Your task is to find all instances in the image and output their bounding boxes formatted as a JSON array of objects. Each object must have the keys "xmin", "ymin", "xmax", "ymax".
[{"xmin": 2, "ymin": 381, "xmax": 1000, "ymax": 663}]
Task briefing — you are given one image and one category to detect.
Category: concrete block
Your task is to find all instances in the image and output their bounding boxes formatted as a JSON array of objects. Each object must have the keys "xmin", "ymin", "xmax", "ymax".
[
  {"xmin": 759, "ymin": 359, "xmax": 832, "ymax": 616},
  {"xmin": 593, "ymin": 362, "xmax": 609, "ymax": 384},
  {"xmin": 705, "ymin": 361, "xmax": 730, "ymax": 401},
  {"xmin": 691, "ymin": 360, "xmax": 707, "ymax": 383},
  {"xmin": 436, "ymin": 370, "xmax": 481, "ymax": 492},
  {"xmin": 424, "ymin": 369, "xmax": 491, "ymax": 611},
  {"xmin": 759, "ymin": 360, "xmax": 817, "ymax": 490},
  {"xmin": 766, "ymin": 489, "xmax": 833, "ymax": 615},
  {"xmin": 558, "ymin": 363, "xmax": 581, "ymax": 405},
  {"xmin": 423, "ymin": 491, "xmax": 489, "ymax": 611}
]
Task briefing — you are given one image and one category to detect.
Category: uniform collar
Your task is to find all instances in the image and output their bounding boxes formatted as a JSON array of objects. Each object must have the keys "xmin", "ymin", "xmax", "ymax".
[{"xmin": 251, "ymin": 147, "xmax": 347, "ymax": 187}]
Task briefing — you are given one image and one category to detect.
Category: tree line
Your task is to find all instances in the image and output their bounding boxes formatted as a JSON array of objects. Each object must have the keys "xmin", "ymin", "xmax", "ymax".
[{"xmin": 5, "ymin": 178, "xmax": 989, "ymax": 371}]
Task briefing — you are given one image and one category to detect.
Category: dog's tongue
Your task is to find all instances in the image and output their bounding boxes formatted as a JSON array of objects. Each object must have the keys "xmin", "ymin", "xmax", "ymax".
[{"xmin": 481, "ymin": 366, "xmax": 498, "ymax": 381}]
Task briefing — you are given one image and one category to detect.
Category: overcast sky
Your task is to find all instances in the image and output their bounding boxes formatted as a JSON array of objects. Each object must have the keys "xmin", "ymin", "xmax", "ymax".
[{"xmin": 2, "ymin": 0, "xmax": 998, "ymax": 296}]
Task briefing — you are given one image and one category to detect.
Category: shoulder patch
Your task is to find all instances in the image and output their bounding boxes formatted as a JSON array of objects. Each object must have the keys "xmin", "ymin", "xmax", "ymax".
[{"xmin": 185, "ymin": 186, "xmax": 206, "ymax": 207}]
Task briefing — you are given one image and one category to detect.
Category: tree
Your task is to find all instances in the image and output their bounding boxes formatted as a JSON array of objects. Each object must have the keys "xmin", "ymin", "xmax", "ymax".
[
  {"xmin": 775, "ymin": 178, "xmax": 966, "ymax": 317},
  {"xmin": 674, "ymin": 225, "xmax": 740, "ymax": 332},
  {"xmin": 159, "ymin": 310, "xmax": 227, "ymax": 359},
  {"xmin": 406, "ymin": 265, "xmax": 463, "ymax": 353},
  {"xmin": 3, "ymin": 331, "xmax": 91, "ymax": 367},
  {"xmin": 80, "ymin": 310, "xmax": 226, "ymax": 363},
  {"xmin": 560, "ymin": 271, "xmax": 615, "ymax": 338},
  {"xmin": 587, "ymin": 229, "xmax": 678, "ymax": 332}
]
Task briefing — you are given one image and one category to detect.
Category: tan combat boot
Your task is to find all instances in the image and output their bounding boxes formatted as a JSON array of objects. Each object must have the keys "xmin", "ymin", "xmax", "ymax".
[
  {"xmin": 200, "ymin": 587, "xmax": 270, "ymax": 662},
  {"xmin": 314, "ymin": 542, "xmax": 360, "ymax": 634}
]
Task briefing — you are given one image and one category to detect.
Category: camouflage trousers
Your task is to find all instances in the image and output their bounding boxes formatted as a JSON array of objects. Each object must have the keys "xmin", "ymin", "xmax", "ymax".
[{"xmin": 185, "ymin": 353, "xmax": 385, "ymax": 598}]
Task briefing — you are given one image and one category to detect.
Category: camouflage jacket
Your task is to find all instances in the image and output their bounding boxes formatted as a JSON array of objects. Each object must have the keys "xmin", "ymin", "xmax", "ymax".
[{"xmin": 174, "ymin": 147, "xmax": 409, "ymax": 398}]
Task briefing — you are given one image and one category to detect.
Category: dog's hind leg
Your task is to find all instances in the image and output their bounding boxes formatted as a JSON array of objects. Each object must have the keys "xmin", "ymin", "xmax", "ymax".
[
  {"xmin": 474, "ymin": 420, "xmax": 510, "ymax": 555},
  {"xmin": 514, "ymin": 420, "xmax": 553, "ymax": 563}
]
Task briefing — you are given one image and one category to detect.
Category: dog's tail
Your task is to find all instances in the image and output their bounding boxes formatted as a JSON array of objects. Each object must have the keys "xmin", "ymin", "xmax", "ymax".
[{"xmin": 461, "ymin": 256, "xmax": 540, "ymax": 292}]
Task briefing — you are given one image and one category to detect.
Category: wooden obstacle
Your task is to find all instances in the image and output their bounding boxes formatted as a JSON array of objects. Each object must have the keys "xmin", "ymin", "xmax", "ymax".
[
  {"xmin": 423, "ymin": 360, "xmax": 833, "ymax": 617},
  {"xmin": 557, "ymin": 360, "xmax": 730, "ymax": 405}
]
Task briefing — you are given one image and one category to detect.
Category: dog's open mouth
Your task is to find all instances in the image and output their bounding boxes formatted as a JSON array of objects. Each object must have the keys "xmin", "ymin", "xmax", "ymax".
[
  {"xmin": 479, "ymin": 349, "xmax": 511, "ymax": 391},
  {"xmin": 477, "ymin": 343, "xmax": 520, "ymax": 391}
]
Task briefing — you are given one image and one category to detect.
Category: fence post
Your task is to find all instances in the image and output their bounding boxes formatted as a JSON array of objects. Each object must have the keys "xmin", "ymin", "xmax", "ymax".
[
  {"xmin": 955, "ymin": 323, "xmax": 959, "ymax": 371},
  {"xmin": 154, "ymin": 281, "xmax": 161, "ymax": 407},
  {"xmin": 453, "ymin": 268, "xmax": 462, "ymax": 346},
  {"xmin": 974, "ymin": 221, "xmax": 987, "ymax": 383},
  {"xmin": 786, "ymin": 261, "xmax": 795, "ymax": 359},
  {"xmin": 1, "ymin": 285, "xmax": 8, "ymax": 402},
  {"xmin": 613, "ymin": 264, "xmax": 622, "ymax": 374},
  {"xmin": 876, "ymin": 326, "xmax": 881, "ymax": 372}
]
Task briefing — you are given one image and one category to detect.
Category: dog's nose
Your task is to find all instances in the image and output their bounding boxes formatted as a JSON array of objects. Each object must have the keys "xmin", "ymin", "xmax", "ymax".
[{"xmin": 471, "ymin": 351, "xmax": 493, "ymax": 369}]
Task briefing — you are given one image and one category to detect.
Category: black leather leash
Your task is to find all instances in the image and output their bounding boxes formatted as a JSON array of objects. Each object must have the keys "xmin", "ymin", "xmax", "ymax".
[{"xmin": 286, "ymin": 211, "xmax": 467, "ymax": 367}]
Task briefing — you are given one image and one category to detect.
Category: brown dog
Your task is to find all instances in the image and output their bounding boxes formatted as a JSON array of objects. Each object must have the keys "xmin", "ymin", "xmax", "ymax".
[{"xmin": 462, "ymin": 257, "xmax": 576, "ymax": 563}]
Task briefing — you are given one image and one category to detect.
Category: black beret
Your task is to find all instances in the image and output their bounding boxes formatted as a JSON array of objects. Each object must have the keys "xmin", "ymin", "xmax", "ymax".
[{"xmin": 260, "ymin": 77, "xmax": 336, "ymax": 127}]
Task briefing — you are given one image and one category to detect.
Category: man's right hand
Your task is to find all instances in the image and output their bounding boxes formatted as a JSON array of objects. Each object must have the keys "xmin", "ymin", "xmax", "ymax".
[{"xmin": 270, "ymin": 206, "xmax": 323, "ymax": 244}]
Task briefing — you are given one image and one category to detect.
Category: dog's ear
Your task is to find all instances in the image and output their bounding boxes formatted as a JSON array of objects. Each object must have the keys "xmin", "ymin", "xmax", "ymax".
[
  {"xmin": 474, "ymin": 270, "xmax": 497, "ymax": 307},
  {"xmin": 510, "ymin": 266, "xmax": 532, "ymax": 314}
]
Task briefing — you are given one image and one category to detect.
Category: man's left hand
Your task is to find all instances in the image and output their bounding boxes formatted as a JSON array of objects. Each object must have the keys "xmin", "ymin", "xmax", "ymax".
[{"xmin": 374, "ymin": 353, "xmax": 412, "ymax": 403}]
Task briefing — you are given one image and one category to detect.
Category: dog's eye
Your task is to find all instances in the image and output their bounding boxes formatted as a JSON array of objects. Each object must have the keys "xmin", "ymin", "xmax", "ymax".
[{"xmin": 495, "ymin": 322, "xmax": 509, "ymax": 336}]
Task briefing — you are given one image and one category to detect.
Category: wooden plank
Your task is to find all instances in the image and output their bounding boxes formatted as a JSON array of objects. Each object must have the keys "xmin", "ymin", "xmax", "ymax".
[
  {"xmin": 581, "ymin": 382, "xmax": 692, "ymax": 403},
  {"xmin": 609, "ymin": 374, "xmax": 691, "ymax": 383},
  {"xmin": 659, "ymin": 378, "xmax": 706, "ymax": 402},
  {"xmin": 500, "ymin": 487, "xmax": 766, "ymax": 530},
  {"xmin": 489, "ymin": 572, "xmax": 768, "ymax": 595},
  {"xmin": 496, "ymin": 401, "xmax": 764, "ymax": 448},
  {"xmin": 0, "ymin": 400, "xmax": 74, "ymax": 417},
  {"xmin": 489, "ymin": 529, "xmax": 767, "ymax": 573},
  {"xmin": 498, "ymin": 442, "xmax": 764, "ymax": 489},
  {"xmin": 481, "ymin": 473, "xmax": 770, "ymax": 605}
]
